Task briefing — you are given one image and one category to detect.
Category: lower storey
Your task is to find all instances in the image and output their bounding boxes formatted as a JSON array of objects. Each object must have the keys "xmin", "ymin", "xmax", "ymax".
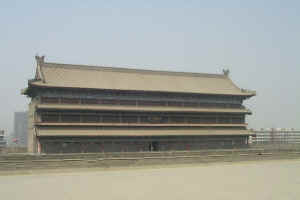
[{"xmin": 38, "ymin": 135, "xmax": 250, "ymax": 154}]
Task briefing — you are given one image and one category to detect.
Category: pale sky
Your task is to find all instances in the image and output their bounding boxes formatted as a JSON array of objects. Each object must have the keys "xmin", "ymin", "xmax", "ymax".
[{"xmin": 1, "ymin": 0, "xmax": 299, "ymax": 134}]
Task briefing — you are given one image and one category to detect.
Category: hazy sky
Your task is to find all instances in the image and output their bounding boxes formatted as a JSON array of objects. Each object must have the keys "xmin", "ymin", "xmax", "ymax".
[{"xmin": 1, "ymin": 0, "xmax": 299, "ymax": 134}]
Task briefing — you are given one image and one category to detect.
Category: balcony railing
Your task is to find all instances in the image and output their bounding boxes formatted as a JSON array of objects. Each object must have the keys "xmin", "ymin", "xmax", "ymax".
[
  {"xmin": 39, "ymin": 113, "xmax": 245, "ymax": 125},
  {"xmin": 40, "ymin": 96, "xmax": 245, "ymax": 110}
]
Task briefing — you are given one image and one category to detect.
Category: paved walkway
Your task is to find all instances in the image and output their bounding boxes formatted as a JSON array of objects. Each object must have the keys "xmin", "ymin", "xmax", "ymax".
[{"xmin": 1, "ymin": 159, "xmax": 300, "ymax": 200}]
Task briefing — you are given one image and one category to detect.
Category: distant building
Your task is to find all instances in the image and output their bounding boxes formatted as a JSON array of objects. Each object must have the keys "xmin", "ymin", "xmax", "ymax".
[
  {"xmin": 252, "ymin": 128, "xmax": 300, "ymax": 144},
  {"xmin": 5, "ymin": 131, "xmax": 15, "ymax": 147},
  {"xmin": 13, "ymin": 112, "xmax": 28, "ymax": 147},
  {"xmin": 0, "ymin": 130, "xmax": 6, "ymax": 150}
]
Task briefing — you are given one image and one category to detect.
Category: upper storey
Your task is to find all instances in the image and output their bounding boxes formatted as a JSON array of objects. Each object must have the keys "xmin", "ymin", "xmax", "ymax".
[{"xmin": 23, "ymin": 56, "xmax": 256, "ymax": 97}]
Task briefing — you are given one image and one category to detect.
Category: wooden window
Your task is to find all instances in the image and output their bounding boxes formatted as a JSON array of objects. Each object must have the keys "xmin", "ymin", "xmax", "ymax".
[
  {"xmin": 232, "ymin": 117, "xmax": 243, "ymax": 124},
  {"xmin": 186, "ymin": 117, "xmax": 200, "ymax": 123},
  {"xmin": 102, "ymin": 115, "xmax": 120, "ymax": 123},
  {"xmin": 229, "ymin": 104, "xmax": 241, "ymax": 108},
  {"xmin": 41, "ymin": 97, "xmax": 59, "ymax": 104},
  {"xmin": 81, "ymin": 98, "xmax": 98, "ymax": 104},
  {"xmin": 169, "ymin": 116, "xmax": 185, "ymax": 123},
  {"xmin": 41, "ymin": 114, "xmax": 59, "ymax": 122},
  {"xmin": 183, "ymin": 102, "xmax": 198, "ymax": 107},
  {"xmin": 215, "ymin": 103, "xmax": 226, "ymax": 108},
  {"xmin": 61, "ymin": 98, "xmax": 80, "ymax": 104},
  {"xmin": 139, "ymin": 101, "xmax": 166, "ymax": 106},
  {"xmin": 119, "ymin": 100, "xmax": 136, "ymax": 106},
  {"xmin": 199, "ymin": 102, "xmax": 211, "ymax": 107},
  {"xmin": 100, "ymin": 99, "xmax": 119, "ymax": 105},
  {"xmin": 201, "ymin": 117, "xmax": 216, "ymax": 124},
  {"xmin": 218, "ymin": 117, "xmax": 230, "ymax": 124},
  {"xmin": 122, "ymin": 116, "xmax": 138, "ymax": 123},
  {"xmin": 140, "ymin": 116, "xmax": 149, "ymax": 123},
  {"xmin": 168, "ymin": 101, "xmax": 183, "ymax": 107},
  {"xmin": 81, "ymin": 115, "xmax": 99, "ymax": 123},
  {"xmin": 61, "ymin": 115, "xmax": 80, "ymax": 122}
]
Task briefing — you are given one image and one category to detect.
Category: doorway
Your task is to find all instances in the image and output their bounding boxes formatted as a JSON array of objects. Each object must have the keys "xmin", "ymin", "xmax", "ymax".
[{"xmin": 148, "ymin": 141, "xmax": 159, "ymax": 151}]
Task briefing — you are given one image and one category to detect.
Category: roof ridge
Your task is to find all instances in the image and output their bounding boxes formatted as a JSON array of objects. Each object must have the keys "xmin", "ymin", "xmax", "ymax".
[{"xmin": 43, "ymin": 62, "xmax": 226, "ymax": 79}]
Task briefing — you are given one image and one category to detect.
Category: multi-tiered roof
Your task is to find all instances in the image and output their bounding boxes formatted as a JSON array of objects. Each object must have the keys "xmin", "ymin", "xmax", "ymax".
[{"xmin": 24, "ymin": 56, "xmax": 256, "ymax": 97}]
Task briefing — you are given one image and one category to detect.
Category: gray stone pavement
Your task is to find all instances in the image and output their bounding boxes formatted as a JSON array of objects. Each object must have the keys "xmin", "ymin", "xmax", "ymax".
[{"xmin": 1, "ymin": 159, "xmax": 300, "ymax": 200}]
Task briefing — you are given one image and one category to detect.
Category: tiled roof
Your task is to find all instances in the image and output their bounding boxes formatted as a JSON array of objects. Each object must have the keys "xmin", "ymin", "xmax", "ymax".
[{"xmin": 29, "ymin": 57, "xmax": 256, "ymax": 96}]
